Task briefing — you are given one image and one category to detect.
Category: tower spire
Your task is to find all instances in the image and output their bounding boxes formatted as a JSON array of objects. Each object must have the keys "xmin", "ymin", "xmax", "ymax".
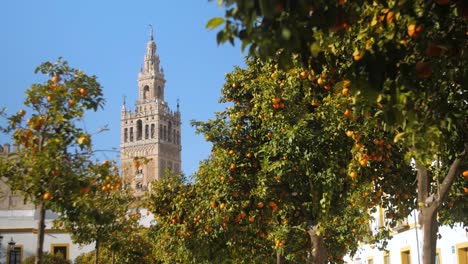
[{"xmin": 149, "ymin": 24, "xmax": 154, "ymax": 41}]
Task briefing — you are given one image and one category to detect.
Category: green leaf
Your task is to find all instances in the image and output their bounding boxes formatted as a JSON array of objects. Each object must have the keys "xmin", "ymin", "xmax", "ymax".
[{"xmin": 206, "ymin": 17, "xmax": 225, "ymax": 30}]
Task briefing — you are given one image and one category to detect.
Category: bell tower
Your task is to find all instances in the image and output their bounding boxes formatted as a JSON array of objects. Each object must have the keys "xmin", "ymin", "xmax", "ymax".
[{"xmin": 120, "ymin": 28, "xmax": 182, "ymax": 196}]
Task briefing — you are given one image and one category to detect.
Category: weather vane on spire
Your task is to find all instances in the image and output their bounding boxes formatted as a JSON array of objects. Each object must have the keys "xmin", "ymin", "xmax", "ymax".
[{"xmin": 148, "ymin": 24, "xmax": 154, "ymax": 40}]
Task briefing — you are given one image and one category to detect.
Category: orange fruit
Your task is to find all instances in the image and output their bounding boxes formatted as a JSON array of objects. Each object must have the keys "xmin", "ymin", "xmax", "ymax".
[
  {"xmin": 342, "ymin": 88, "xmax": 349, "ymax": 96},
  {"xmin": 386, "ymin": 11, "xmax": 395, "ymax": 24},
  {"xmin": 462, "ymin": 170, "xmax": 468, "ymax": 179},
  {"xmin": 416, "ymin": 62, "xmax": 432, "ymax": 79},
  {"xmin": 299, "ymin": 71, "xmax": 308, "ymax": 80},
  {"xmin": 52, "ymin": 75, "xmax": 61, "ymax": 83},
  {"xmin": 350, "ymin": 171, "xmax": 357, "ymax": 179},
  {"xmin": 344, "ymin": 109, "xmax": 352, "ymax": 117},
  {"xmin": 434, "ymin": 0, "xmax": 449, "ymax": 5},
  {"xmin": 408, "ymin": 24, "xmax": 416, "ymax": 37},
  {"xmin": 43, "ymin": 192, "xmax": 52, "ymax": 200},
  {"xmin": 79, "ymin": 88, "xmax": 87, "ymax": 96},
  {"xmin": 257, "ymin": 201, "xmax": 264, "ymax": 208}
]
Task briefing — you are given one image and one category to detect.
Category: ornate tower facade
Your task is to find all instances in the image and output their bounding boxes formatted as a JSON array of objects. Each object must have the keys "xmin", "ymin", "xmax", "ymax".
[{"xmin": 120, "ymin": 32, "xmax": 181, "ymax": 196}]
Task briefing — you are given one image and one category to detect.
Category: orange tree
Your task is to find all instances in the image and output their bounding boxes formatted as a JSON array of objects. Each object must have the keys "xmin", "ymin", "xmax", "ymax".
[
  {"xmin": 208, "ymin": 1, "xmax": 468, "ymax": 263},
  {"xmin": 149, "ymin": 57, "xmax": 415, "ymax": 263},
  {"xmin": 74, "ymin": 228, "xmax": 155, "ymax": 264},
  {"xmin": 0, "ymin": 59, "xmax": 105, "ymax": 264},
  {"xmin": 52, "ymin": 160, "xmax": 142, "ymax": 264}
]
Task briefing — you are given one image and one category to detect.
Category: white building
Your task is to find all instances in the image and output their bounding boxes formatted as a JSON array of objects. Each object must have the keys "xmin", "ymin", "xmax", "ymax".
[{"xmin": 345, "ymin": 209, "xmax": 468, "ymax": 264}]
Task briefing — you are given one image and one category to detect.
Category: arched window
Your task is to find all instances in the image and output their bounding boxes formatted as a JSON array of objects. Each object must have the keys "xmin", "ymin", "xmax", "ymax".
[
  {"xmin": 136, "ymin": 120, "xmax": 143, "ymax": 140},
  {"xmin": 168, "ymin": 122, "xmax": 172, "ymax": 143},
  {"xmin": 151, "ymin": 124, "xmax": 155, "ymax": 138},
  {"xmin": 163, "ymin": 126, "xmax": 167, "ymax": 141},
  {"xmin": 159, "ymin": 125, "xmax": 163, "ymax": 140},
  {"xmin": 124, "ymin": 128, "xmax": 128, "ymax": 142},
  {"xmin": 145, "ymin": 125, "xmax": 149, "ymax": 139},
  {"xmin": 156, "ymin": 86, "xmax": 162, "ymax": 98},
  {"xmin": 130, "ymin": 127, "xmax": 134, "ymax": 142},
  {"xmin": 143, "ymin": 85, "xmax": 150, "ymax": 100}
]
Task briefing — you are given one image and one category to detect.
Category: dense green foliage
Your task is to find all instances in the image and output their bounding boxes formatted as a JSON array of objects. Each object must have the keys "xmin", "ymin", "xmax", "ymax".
[
  {"xmin": 208, "ymin": 1, "xmax": 467, "ymax": 262},
  {"xmin": 148, "ymin": 57, "xmax": 419, "ymax": 263},
  {"xmin": 22, "ymin": 252, "xmax": 71, "ymax": 264}
]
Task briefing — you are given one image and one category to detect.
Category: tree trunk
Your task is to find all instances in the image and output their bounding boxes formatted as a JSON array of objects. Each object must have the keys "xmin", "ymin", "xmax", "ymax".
[
  {"xmin": 307, "ymin": 224, "xmax": 327, "ymax": 264},
  {"xmin": 420, "ymin": 205, "xmax": 438, "ymax": 264},
  {"xmin": 416, "ymin": 146, "xmax": 465, "ymax": 264},
  {"xmin": 35, "ymin": 201, "xmax": 46, "ymax": 264},
  {"xmin": 94, "ymin": 239, "xmax": 100, "ymax": 264},
  {"xmin": 276, "ymin": 251, "xmax": 282, "ymax": 264},
  {"xmin": 111, "ymin": 251, "xmax": 115, "ymax": 264}
]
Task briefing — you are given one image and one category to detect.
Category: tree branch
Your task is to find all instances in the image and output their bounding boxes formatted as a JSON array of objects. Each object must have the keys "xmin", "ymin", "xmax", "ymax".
[{"xmin": 435, "ymin": 144, "xmax": 467, "ymax": 208}]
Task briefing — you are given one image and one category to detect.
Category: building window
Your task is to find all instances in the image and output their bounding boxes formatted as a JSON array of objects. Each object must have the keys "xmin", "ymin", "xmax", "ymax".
[
  {"xmin": 401, "ymin": 247, "xmax": 411, "ymax": 264},
  {"xmin": 159, "ymin": 125, "xmax": 163, "ymax": 140},
  {"xmin": 383, "ymin": 252, "xmax": 390, "ymax": 264},
  {"xmin": 145, "ymin": 124, "xmax": 149, "ymax": 139},
  {"xmin": 160, "ymin": 160, "xmax": 166, "ymax": 177},
  {"xmin": 130, "ymin": 127, "xmax": 134, "ymax": 142},
  {"xmin": 51, "ymin": 243, "xmax": 69, "ymax": 260},
  {"xmin": 176, "ymin": 130, "xmax": 180, "ymax": 145},
  {"xmin": 124, "ymin": 128, "xmax": 128, "ymax": 142},
  {"xmin": 163, "ymin": 125, "xmax": 167, "ymax": 141},
  {"xmin": 8, "ymin": 245, "xmax": 23, "ymax": 264},
  {"xmin": 168, "ymin": 122, "xmax": 172, "ymax": 143},
  {"xmin": 136, "ymin": 120, "xmax": 143, "ymax": 141},
  {"xmin": 435, "ymin": 251, "xmax": 441, "ymax": 264},
  {"xmin": 456, "ymin": 242, "xmax": 468, "ymax": 264},
  {"xmin": 143, "ymin": 85, "xmax": 150, "ymax": 100},
  {"xmin": 151, "ymin": 124, "xmax": 155, "ymax": 138}
]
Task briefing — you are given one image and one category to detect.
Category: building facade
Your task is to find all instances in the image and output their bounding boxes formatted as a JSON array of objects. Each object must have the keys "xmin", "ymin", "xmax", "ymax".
[
  {"xmin": 120, "ymin": 31, "xmax": 181, "ymax": 196},
  {"xmin": 0, "ymin": 143, "xmax": 94, "ymax": 264},
  {"xmin": 344, "ymin": 208, "xmax": 468, "ymax": 264}
]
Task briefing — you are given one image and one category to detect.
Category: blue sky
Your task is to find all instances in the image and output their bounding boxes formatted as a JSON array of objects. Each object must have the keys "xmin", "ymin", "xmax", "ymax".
[{"xmin": 0, "ymin": 0, "xmax": 245, "ymax": 177}]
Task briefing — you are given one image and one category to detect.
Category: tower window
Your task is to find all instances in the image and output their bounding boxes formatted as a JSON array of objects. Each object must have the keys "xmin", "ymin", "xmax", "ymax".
[
  {"xmin": 151, "ymin": 124, "xmax": 155, "ymax": 138},
  {"xmin": 124, "ymin": 128, "xmax": 128, "ymax": 142},
  {"xmin": 130, "ymin": 127, "xmax": 134, "ymax": 142},
  {"xmin": 159, "ymin": 125, "xmax": 163, "ymax": 140},
  {"xmin": 168, "ymin": 122, "xmax": 172, "ymax": 143},
  {"xmin": 136, "ymin": 120, "xmax": 143, "ymax": 140},
  {"xmin": 145, "ymin": 125, "xmax": 149, "ymax": 139},
  {"xmin": 143, "ymin": 85, "xmax": 150, "ymax": 100},
  {"xmin": 163, "ymin": 125, "xmax": 167, "ymax": 141}
]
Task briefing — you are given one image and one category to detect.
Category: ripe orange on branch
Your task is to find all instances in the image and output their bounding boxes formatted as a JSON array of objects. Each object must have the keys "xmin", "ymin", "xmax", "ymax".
[
  {"xmin": 462, "ymin": 170, "xmax": 468, "ymax": 179},
  {"xmin": 43, "ymin": 192, "xmax": 52, "ymax": 200},
  {"xmin": 52, "ymin": 75, "xmax": 61, "ymax": 83}
]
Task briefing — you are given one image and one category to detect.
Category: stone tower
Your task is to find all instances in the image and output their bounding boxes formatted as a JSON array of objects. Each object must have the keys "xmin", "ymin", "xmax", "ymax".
[{"xmin": 120, "ymin": 30, "xmax": 181, "ymax": 196}]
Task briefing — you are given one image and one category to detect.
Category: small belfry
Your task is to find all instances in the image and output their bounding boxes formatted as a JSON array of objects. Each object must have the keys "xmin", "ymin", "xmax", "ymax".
[{"xmin": 120, "ymin": 27, "xmax": 182, "ymax": 196}]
